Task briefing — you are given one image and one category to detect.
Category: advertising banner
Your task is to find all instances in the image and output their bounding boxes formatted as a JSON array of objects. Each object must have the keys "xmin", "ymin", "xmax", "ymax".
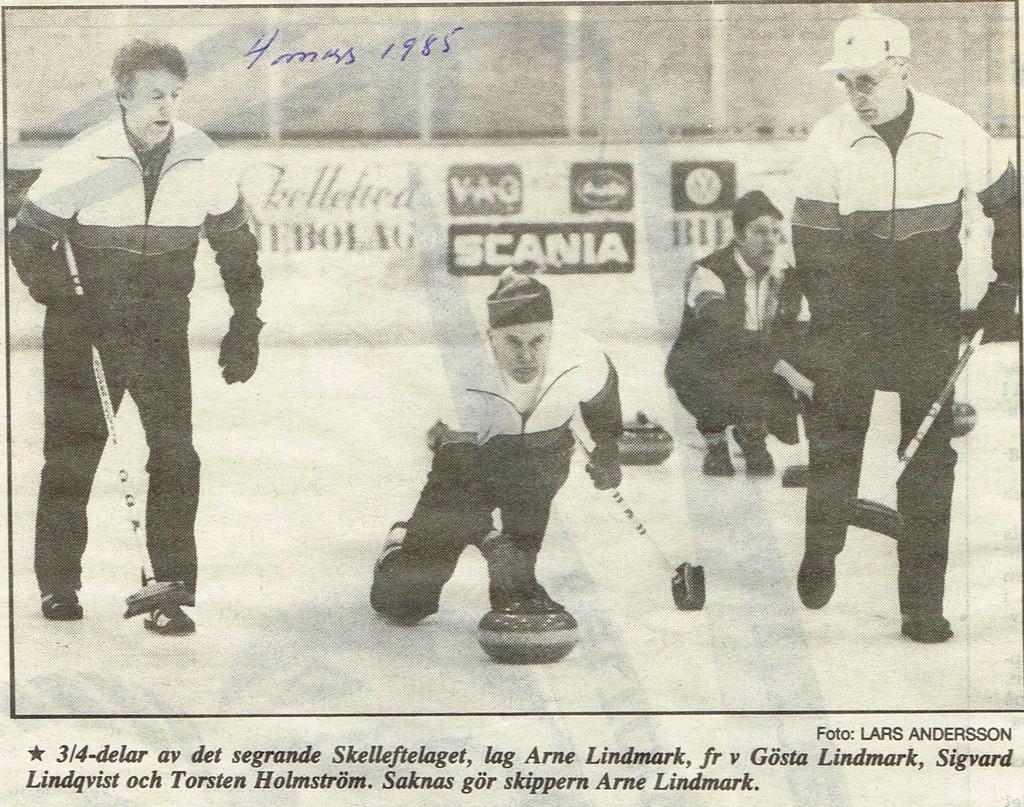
[
  {"xmin": 671, "ymin": 161, "xmax": 737, "ymax": 211},
  {"xmin": 569, "ymin": 162, "xmax": 634, "ymax": 213},
  {"xmin": 447, "ymin": 163, "xmax": 523, "ymax": 215},
  {"xmin": 670, "ymin": 161, "xmax": 737, "ymax": 254},
  {"xmin": 449, "ymin": 222, "xmax": 635, "ymax": 274},
  {"xmin": 239, "ymin": 160, "xmax": 419, "ymax": 256}
]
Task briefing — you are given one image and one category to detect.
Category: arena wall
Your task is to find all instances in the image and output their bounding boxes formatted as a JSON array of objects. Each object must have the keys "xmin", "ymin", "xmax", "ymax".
[{"xmin": 7, "ymin": 139, "xmax": 1012, "ymax": 348}]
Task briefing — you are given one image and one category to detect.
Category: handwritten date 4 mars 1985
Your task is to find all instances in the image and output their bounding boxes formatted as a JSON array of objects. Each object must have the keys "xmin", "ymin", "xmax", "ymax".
[{"xmin": 244, "ymin": 27, "xmax": 464, "ymax": 69}]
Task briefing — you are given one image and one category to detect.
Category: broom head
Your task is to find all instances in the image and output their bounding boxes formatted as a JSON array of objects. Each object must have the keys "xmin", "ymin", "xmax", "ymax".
[
  {"xmin": 124, "ymin": 580, "xmax": 188, "ymax": 619},
  {"xmin": 848, "ymin": 498, "xmax": 904, "ymax": 540}
]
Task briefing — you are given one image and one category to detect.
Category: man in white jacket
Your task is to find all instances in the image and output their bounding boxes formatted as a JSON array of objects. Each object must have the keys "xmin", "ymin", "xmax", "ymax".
[
  {"xmin": 371, "ymin": 270, "xmax": 623, "ymax": 624},
  {"xmin": 791, "ymin": 14, "xmax": 1019, "ymax": 642},
  {"xmin": 10, "ymin": 39, "xmax": 264, "ymax": 634}
]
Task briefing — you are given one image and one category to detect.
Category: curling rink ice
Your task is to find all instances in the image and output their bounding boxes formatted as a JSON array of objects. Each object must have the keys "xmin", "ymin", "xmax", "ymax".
[{"xmin": 8, "ymin": 314, "xmax": 1022, "ymax": 716}]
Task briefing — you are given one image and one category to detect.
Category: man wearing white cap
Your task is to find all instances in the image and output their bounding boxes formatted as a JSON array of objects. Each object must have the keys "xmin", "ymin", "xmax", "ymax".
[{"xmin": 792, "ymin": 14, "xmax": 1019, "ymax": 642}]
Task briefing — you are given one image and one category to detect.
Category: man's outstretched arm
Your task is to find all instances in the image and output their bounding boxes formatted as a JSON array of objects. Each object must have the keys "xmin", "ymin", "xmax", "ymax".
[{"xmin": 579, "ymin": 357, "xmax": 624, "ymax": 490}]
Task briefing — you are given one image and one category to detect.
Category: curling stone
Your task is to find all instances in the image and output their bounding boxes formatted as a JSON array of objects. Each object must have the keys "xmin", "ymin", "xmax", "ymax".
[
  {"xmin": 671, "ymin": 563, "xmax": 706, "ymax": 610},
  {"xmin": 950, "ymin": 401, "xmax": 977, "ymax": 438},
  {"xmin": 478, "ymin": 598, "xmax": 579, "ymax": 664},
  {"xmin": 619, "ymin": 411, "xmax": 674, "ymax": 465}
]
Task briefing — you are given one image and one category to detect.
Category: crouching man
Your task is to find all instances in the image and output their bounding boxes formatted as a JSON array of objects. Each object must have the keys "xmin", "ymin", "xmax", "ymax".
[
  {"xmin": 371, "ymin": 269, "xmax": 623, "ymax": 623},
  {"xmin": 666, "ymin": 191, "xmax": 813, "ymax": 477}
]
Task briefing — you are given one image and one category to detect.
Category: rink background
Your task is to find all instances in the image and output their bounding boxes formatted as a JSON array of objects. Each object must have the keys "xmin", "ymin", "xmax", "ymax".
[
  {"xmin": 2, "ymin": 3, "xmax": 1023, "ymax": 806},
  {"xmin": 6, "ymin": 139, "xmax": 1015, "ymax": 351}
]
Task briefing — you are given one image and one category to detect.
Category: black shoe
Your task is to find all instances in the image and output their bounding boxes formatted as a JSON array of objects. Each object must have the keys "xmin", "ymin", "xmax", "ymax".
[
  {"xmin": 144, "ymin": 605, "xmax": 195, "ymax": 636},
  {"xmin": 702, "ymin": 442, "xmax": 735, "ymax": 476},
  {"xmin": 901, "ymin": 614, "xmax": 953, "ymax": 644},
  {"xmin": 41, "ymin": 592, "xmax": 83, "ymax": 621},
  {"xmin": 735, "ymin": 423, "xmax": 775, "ymax": 476},
  {"xmin": 797, "ymin": 552, "xmax": 836, "ymax": 609}
]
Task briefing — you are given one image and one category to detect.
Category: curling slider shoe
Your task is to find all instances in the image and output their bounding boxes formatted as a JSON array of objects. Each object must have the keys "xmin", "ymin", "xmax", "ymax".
[
  {"xmin": 124, "ymin": 580, "xmax": 189, "ymax": 620},
  {"xmin": 901, "ymin": 613, "xmax": 953, "ymax": 644},
  {"xmin": 42, "ymin": 592, "xmax": 84, "ymax": 621}
]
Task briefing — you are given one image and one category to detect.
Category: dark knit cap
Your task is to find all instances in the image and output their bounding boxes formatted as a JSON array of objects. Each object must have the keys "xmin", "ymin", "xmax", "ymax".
[
  {"xmin": 733, "ymin": 190, "xmax": 783, "ymax": 235},
  {"xmin": 487, "ymin": 268, "xmax": 554, "ymax": 328}
]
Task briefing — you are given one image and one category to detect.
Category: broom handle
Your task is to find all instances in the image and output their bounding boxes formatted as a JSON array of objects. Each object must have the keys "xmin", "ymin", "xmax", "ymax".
[
  {"xmin": 572, "ymin": 433, "xmax": 647, "ymax": 533},
  {"xmin": 64, "ymin": 240, "xmax": 153, "ymax": 581},
  {"xmin": 572, "ymin": 431, "xmax": 680, "ymax": 574},
  {"xmin": 895, "ymin": 329, "xmax": 984, "ymax": 479}
]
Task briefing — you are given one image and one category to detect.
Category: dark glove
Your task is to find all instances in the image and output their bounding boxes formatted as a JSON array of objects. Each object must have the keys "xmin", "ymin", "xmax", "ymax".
[
  {"xmin": 28, "ymin": 278, "xmax": 76, "ymax": 306},
  {"xmin": 586, "ymin": 439, "xmax": 622, "ymax": 490},
  {"xmin": 976, "ymin": 281, "xmax": 1020, "ymax": 343},
  {"xmin": 8, "ymin": 228, "xmax": 74, "ymax": 305},
  {"xmin": 219, "ymin": 314, "xmax": 263, "ymax": 384}
]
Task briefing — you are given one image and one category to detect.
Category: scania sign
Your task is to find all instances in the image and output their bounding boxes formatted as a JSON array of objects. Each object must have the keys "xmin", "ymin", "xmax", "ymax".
[
  {"xmin": 449, "ymin": 223, "xmax": 634, "ymax": 274},
  {"xmin": 570, "ymin": 162, "xmax": 633, "ymax": 212},
  {"xmin": 447, "ymin": 164, "xmax": 523, "ymax": 215}
]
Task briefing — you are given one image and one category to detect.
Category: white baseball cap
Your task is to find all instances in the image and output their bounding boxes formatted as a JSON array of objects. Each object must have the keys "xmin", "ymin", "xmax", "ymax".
[{"xmin": 821, "ymin": 14, "xmax": 911, "ymax": 72}]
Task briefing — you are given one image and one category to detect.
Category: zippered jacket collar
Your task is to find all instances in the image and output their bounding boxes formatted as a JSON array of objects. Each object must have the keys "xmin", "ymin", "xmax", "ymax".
[
  {"xmin": 90, "ymin": 117, "xmax": 217, "ymax": 169},
  {"xmin": 839, "ymin": 88, "xmax": 945, "ymax": 147}
]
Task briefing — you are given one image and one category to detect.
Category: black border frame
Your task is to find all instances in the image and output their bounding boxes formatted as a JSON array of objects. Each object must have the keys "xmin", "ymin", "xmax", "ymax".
[{"xmin": 3, "ymin": 0, "xmax": 1022, "ymax": 719}]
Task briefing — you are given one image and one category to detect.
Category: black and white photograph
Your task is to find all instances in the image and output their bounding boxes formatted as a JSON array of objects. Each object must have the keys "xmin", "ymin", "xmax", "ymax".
[{"xmin": 1, "ymin": 1, "xmax": 1021, "ymax": 804}]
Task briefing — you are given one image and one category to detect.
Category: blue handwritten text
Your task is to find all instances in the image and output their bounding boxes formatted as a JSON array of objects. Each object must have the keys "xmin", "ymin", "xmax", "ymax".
[{"xmin": 244, "ymin": 27, "xmax": 464, "ymax": 69}]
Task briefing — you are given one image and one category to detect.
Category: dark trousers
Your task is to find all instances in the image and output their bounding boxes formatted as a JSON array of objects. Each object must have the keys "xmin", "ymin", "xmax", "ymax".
[
  {"xmin": 35, "ymin": 304, "xmax": 200, "ymax": 602},
  {"xmin": 805, "ymin": 350, "xmax": 958, "ymax": 618},
  {"xmin": 371, "ymin": 432, "xmax": 573, "ymax": 622},
  {"xmin": 668, "ymin": 346, "xmax": 799, "ymax": 444}
]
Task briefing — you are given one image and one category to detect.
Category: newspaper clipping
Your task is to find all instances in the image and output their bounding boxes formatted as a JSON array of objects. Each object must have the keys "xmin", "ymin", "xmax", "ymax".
[{"xmin": 1, "ymin": 1, "xmax": 1021, "ymax": 805}]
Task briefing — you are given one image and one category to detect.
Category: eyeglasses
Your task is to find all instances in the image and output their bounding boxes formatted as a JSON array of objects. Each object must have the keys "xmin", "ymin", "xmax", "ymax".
[{"xmin": 835, "ymin": 60, "xmax": 896, "ymax": 96}]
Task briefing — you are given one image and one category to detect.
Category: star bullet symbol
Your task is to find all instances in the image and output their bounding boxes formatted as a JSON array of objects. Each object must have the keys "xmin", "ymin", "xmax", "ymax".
[{"xmin": 28, "ymin": 745, "xmax": 44, "ymax": 761}]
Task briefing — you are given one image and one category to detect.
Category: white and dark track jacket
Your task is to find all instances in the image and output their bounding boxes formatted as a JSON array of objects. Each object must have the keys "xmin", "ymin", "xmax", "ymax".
[
  {"xmin": 10, "ymin": 118, "xmax": 262, "ymax": 326},
  {"xmin": 791, "ymin": 89, "xmax": 1018, "ymax": 348},
  {"xmin": 665, "ymin": 242, "xmax": 807, "ymax": 386},
  {"xmin": 429, "ymin": 326, "xmax": 623, "ymax": 458}
]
